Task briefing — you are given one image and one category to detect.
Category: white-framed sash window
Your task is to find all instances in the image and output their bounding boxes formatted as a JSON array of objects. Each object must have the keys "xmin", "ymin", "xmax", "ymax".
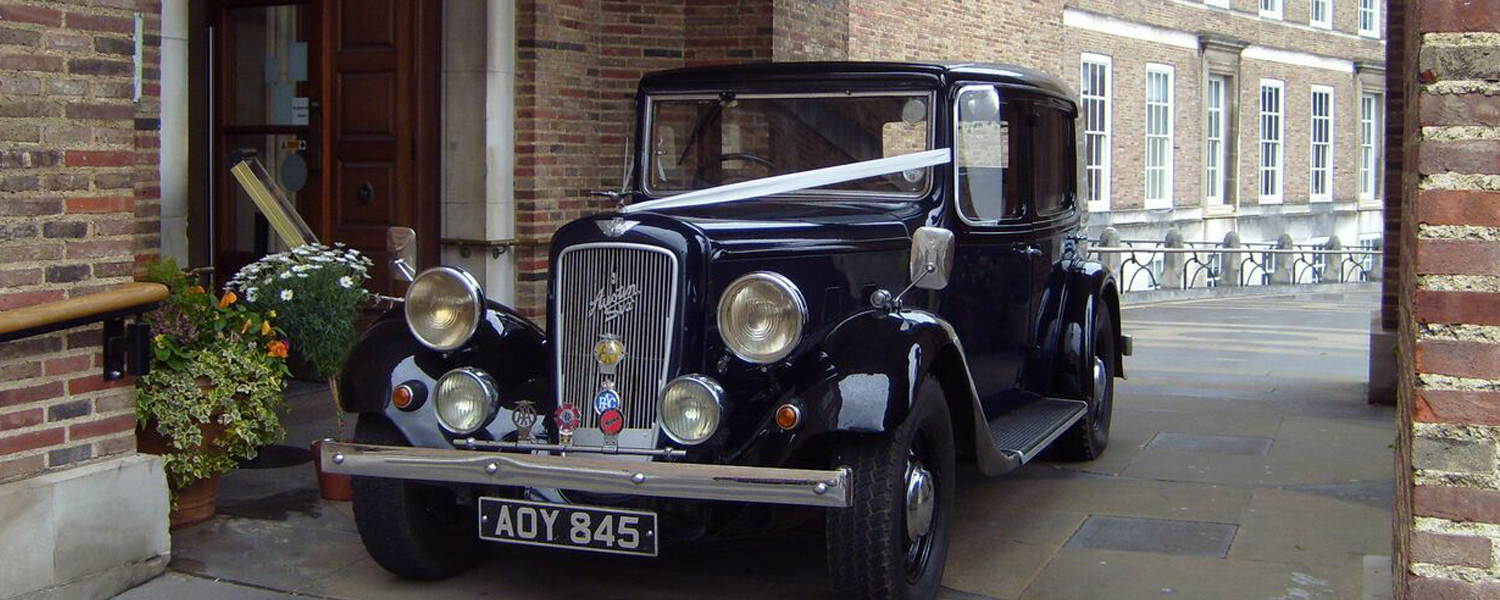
[
  {"xmin": 1310, "ymin": 0, "xmax": 1333, "ymax": 28},
  {"xmin": 1144, "ymin": 64, "xmax": 1174, "ymax": 210},
  {"xmin": 1260, "ymin": 0, "xmax": 1283, "ymax": 19},
  {"xmin": 1205, "ymin": 75, "xmax": 1227, "ymax": 205},
  {"xmin": 1359, "ymin": 0, "xmax": 1380, "ymax": 37},
  {"xmin": 1309, "ymin": 85, "xmax": 1334, "ymax": 202},
  {"xmin": 1360, "ymin": 92, "xmax": 1382, "ymax": 200},
  {"xmin": 1259, "ymin": 79, "xmax": 1284, "ymax": 203},
  {"xmin": 1080, "ymin": 53, "xmax": 1112, "ymax": 212}
]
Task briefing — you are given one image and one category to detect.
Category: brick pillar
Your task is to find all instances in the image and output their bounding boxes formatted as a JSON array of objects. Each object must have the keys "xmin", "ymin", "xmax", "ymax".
[{"xmin": 1399, "ymin": 1, "xmax": 1500, "ymax": 597}]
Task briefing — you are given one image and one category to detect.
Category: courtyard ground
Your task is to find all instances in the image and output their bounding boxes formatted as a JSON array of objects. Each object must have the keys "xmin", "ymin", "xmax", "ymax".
[{"xmin": 117, "ymin": 291, "xmax": 1395, "ymax": 600}]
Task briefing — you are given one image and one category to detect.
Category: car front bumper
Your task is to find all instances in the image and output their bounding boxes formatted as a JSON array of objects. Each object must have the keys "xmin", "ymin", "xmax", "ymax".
[{"xmin": 318, "ymin": 441, "xmax": 852, "ymax": 508}]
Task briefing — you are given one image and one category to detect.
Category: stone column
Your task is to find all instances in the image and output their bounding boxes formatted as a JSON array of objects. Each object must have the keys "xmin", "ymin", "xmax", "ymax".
[
  {"xmin": 1160, "ymin": 228, "xmax": 1185, "ymax": 290},
  {"xmin": 1398, "ymin": 3, "xmax": 1500, "ymax": 597},
  {"xmin": 1220, "ymin": 231, "xmax": 1242, "ymax": 287},
  {"xmin": 1271, "ymin": 233, "xmax": 1295, "ymax": 285},
  {"xmin": 1098, "ymin": 227, "xmax": 1123, "ymax": 281},
  {"xmin": 1324, "ymin": 235, "xmax": 1344, "ymax": 283}
]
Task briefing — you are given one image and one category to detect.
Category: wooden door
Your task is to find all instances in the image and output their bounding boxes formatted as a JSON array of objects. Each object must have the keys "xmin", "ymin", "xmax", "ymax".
[{"xmin": 323, "ymin": 0, "xmax": 440, "ymax": 293}]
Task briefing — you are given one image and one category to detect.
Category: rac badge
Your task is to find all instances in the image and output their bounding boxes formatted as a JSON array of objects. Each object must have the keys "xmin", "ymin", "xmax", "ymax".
[
  {"xmin": 587, "ymin": 272, "xmax": 641, "ymax": 323},
  {"xmin": 511, "ymin": 400, "xmax": 538, "ymax": 442},
  {"xmin": 594, "ymin": 388, "xmax": 621, "ymax": 415}
]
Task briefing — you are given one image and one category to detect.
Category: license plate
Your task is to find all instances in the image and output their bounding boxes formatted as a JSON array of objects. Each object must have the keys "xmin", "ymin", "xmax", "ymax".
[{"xmin": 477, "ymin": 497, "xmax": 658, "ymax": 557}]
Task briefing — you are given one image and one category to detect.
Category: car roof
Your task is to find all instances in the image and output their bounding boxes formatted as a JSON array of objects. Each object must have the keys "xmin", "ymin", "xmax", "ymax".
[{"xmin": 639, "ymin": 61, "xmax": 1075, "ymax": 103}]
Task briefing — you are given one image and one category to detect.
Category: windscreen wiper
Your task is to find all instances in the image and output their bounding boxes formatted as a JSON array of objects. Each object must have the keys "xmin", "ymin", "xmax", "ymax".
[{"xmin": 676, "ymin": 92, "xmax": 736, "ymax": 166}]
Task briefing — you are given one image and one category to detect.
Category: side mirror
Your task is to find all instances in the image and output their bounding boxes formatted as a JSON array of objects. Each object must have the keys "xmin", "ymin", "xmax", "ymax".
[
  {"xmin": 909, "ymin": 227, "xmax": 955, "ymax": 290},
  {"xmin": 387, "ymin": 226, "xmax": 417, "ymax": 283}
]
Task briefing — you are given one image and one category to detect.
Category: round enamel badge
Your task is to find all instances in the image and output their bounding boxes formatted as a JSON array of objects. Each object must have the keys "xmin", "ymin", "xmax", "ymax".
[
  {"xmin": 594, "ymin": 389, "xmax": 621, "ymax": 415},
  {"xmin": 599, "ymin": 408, "xmax": 625, "ymax": 436}
]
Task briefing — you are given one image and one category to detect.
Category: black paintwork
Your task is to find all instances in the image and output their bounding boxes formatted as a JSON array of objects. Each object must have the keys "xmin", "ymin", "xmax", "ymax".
[{"xmin": 339, "ymin": 63, "xmax": 1122, "ymax": 523}]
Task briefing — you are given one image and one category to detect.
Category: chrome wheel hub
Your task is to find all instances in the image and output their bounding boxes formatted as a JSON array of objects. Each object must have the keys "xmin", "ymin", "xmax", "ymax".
[
  {"xmin": 904, "ymin": 458, "xmax": 935, "ymax": 541},
  {"xmin": 1092, "ymin": 356, "xmax": 1108, "ymax": 402}
]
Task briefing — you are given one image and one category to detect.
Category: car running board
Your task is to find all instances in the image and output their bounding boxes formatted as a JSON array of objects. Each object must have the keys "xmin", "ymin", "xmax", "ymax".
[{"xmin": 986, "ymin": 398, "xmax": 1089, "ymax": 464}]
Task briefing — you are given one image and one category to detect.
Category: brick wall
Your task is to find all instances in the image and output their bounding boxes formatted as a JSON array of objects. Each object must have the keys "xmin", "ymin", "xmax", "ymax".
[
  {"xmin": 1400, "ymin": 0, "xmax": 1500, "ymax": 596},
  {"xmin": 0, "ymin": 0, "xmax": 161, "ymax": 483}
]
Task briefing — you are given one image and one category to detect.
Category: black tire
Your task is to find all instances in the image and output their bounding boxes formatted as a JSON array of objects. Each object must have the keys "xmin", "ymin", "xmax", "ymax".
[
  {"xmin": 350, "ymin": 415, "xmax": 482, "ymax": 580},
  {"xmin": 1053, "ymin": 301, "xmax": 1115, "ymax": 461},
  {"xmin": 827, "ymin": 377, "xmax": 955, "ymax": 600}
]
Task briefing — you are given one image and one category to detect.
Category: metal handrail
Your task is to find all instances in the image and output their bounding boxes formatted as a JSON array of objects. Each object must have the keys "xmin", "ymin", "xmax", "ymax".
[{"xmin": 0, "ymin": 282, "xmax": 167, "ymax": 380}]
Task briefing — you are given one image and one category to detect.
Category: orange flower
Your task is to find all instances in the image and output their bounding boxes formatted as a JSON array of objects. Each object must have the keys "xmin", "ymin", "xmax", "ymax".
[
  {"xmin": 189, "ymin": 285, "xmax": 205, "ymax": 295},
  {"xmin": 267, "ymin": 340, "xmax": 289, "ymax": 358},
  {"xmin": 260, "ymin": 320, "xmax": 272, "ymax": 336},
  {"xmin": 219, "ymin": 291, "xmax": 237, "ymax": 308}
]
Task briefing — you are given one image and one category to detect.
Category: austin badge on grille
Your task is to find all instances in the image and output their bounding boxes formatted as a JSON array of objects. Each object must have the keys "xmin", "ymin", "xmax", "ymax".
[
  {"xmin": 554, "ymin": 403, "xmax": 581, "ymax": 446},
  {"xmin": 511, "ymin": 400, "xmax": 538, "ymax": 442}
]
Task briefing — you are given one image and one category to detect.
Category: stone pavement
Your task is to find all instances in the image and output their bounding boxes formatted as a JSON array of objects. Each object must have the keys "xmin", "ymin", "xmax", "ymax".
[{"xmin": 116, "ymin": 292, "xmax": 1395, "ymax": 600}]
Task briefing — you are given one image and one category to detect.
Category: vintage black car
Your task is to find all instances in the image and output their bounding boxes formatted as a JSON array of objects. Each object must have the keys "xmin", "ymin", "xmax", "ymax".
[{"xmin": 321, "ymin": 61, "xmax": 1129, "ymax": 600}]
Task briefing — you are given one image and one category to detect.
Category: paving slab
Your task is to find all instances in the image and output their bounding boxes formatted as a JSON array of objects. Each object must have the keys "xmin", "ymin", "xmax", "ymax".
[
  {"xmin": 943, "ymin": 508, "xmax": 1085, "ymax": 599},
  {"xmin": 1064, "ymin": 515, "xmax": 1237, "ymax": 558},
  {"xmin": 962, "ymin": 471, "xmax": 1252, "ymax": 524},
  {"xmin": 1021, "ymin": 548, "xmax": 1357, "ymax": 600},
  {"xmin": 1229, "ymin": 488, "xmax": 1393, "ymax": 568},
  {"xmin": 1145, "ymin": 432, "xmax": 1275, "ymax": 456},
  {"xmin": 117, "ymin": 572, "xmax": 306, "ymax": 600}
]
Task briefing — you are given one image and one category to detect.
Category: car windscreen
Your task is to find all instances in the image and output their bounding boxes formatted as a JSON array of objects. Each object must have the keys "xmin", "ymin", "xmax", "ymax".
[{"xmin": 645, "ymin": 93, "xmax": 934, "ymax": 197}]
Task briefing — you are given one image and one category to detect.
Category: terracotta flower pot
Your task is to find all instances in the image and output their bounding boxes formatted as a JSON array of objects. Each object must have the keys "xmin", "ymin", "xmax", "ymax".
[
  {"xmin": 169, "ymin": 475, "xmax": 221, "ymax": 529},
  {"xmin": 136, "ymin": 419, "xmax": 229, "ymax": 529},
  {"xmin": 136, "ymin": 376, "xmax": 231, "ymax": 528},
  {"xmin": 310, "ymin": 439, "xmax": 353, "ymax": 501}
]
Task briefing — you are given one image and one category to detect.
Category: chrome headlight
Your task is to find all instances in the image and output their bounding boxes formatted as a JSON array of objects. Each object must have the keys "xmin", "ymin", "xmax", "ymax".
[
  {"xmin": 433, "ymin": 367, "xmax": 498, "ymax": 435},
  {"xmin": 717, "ymin": 272, "xmax": 806, "ymax": 364},
  {"xmin": 405, "ymin": 267, "xmax": 485, "ymax": 351},
  {"xmin": 658, "ymin": 375, "xmax": 724, "ymax": 445}
]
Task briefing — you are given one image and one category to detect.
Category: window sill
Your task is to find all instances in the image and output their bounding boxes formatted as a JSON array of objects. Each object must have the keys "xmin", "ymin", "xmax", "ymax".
[{"xmin": 1205, "ymin": 203, "xmax": 1236, "ymax": 218}]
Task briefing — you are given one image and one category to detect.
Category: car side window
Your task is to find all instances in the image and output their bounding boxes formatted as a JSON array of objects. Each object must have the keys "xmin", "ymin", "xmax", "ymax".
[
  {"xmin": 955, "ymin": 86, "xmax": 1023, "ymax": 223},
  {"xmin": 1031, "ymin": 103, "xmax": 1077, "ymax": 216}
]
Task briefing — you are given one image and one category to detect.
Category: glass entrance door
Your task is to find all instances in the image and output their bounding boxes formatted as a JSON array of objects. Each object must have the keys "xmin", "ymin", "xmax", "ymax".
[{"xmin": 213, "ymin": 1, "xmax": 321, "ymax": 281}]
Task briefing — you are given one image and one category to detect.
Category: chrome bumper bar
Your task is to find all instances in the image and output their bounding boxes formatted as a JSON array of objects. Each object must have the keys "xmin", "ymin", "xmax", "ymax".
[{"xmin": 318, "ymin": 441, "xmax": 851, "ymax": 508}]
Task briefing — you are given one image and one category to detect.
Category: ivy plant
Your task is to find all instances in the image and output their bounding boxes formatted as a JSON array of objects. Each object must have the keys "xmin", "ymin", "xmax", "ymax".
[{"xmin": 137, "ymin": 259, "xmax": 290, "ymax": 503}]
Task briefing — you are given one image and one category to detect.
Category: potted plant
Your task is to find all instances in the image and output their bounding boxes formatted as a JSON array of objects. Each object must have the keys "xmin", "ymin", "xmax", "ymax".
[
  {"xmin": 136, "ymin": 260, "xmax": 290, "ymax": 528},
  {"xmin": 226, "ymin": 244, "xmax": 373, "ymax": 500}
]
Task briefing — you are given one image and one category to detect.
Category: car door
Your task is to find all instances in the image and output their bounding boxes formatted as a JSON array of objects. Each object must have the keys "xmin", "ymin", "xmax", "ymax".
[{"xmin": 941, "ymin": 85, "xmax": 1039, "ymax": 416}]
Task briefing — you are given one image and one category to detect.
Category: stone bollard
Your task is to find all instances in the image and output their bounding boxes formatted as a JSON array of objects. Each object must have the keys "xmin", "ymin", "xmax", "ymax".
[
  {"xmin": 1271, "ymin": 233, "xmax": 1295, "ymax": 285},
  {"xmin": 1324, "ymin": 235, "xmax": 1343, "ymax": 283},
  {"xmin": 1220, "ymin": 231, "xmax": 1243, "ymax": 287},
  {"xmin": 1099, "ymin": 227, "xmax": 1123, "ymax": 279},
  {"xmin": 1161, "ymin": 229, "xmax": 1185, "ymax": 290}
]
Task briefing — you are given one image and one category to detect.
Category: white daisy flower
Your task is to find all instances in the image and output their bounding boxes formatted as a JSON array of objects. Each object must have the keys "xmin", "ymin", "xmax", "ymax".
[
  {"xmin": 280, "ymin": 289, "xmax": 294, "ymax": 301},
  {"xmin": 338, "ymin": 276, "xmax": 355, "ymax": 289}
]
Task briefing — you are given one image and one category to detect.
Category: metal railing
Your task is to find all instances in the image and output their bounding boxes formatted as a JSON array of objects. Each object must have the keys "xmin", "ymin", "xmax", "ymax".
[{"xmin": 1088, "ymin": 228, "xmax": 1382, "ymax": 293}]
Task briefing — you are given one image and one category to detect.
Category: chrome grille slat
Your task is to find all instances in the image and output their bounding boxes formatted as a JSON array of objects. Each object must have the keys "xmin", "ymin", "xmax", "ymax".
[{"xmin": 554, "ymin": 243, "xmax": 679, "ymax": 436}]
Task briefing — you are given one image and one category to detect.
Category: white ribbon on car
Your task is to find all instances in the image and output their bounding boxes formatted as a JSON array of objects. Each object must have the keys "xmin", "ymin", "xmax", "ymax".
[{"xmin": 622, "ymin": 148, "xmax": 952, "ymax": 214}]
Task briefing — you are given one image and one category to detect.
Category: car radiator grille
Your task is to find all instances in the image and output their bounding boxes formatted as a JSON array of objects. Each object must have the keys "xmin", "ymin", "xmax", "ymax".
[{"xmin": 554, "ymin": 243, "xmax": 679, "ymax": 432}]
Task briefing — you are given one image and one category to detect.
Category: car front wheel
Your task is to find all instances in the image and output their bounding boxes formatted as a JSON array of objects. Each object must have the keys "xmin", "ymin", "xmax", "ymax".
[
  {"xmin": 827, "ymin": 376, "xmax": 955, "ymax": 600},
  {"xmin": 350, "ymin": 415, "xmax": 483, "ymax": 580}
]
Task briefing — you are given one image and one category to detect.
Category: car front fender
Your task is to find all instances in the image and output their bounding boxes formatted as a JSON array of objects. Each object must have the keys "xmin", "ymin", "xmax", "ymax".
[{"xmin": 336, "ymin": 300, "xmax": 547, "ymax": 448}]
